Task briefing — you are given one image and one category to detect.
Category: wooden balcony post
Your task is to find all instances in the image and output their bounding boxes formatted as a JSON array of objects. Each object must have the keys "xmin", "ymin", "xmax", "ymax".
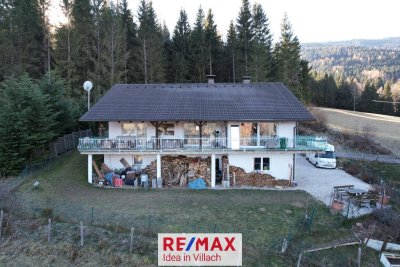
[
  {"xmin": 194, "ymin": 121, "xmax": 206, "ymax": 150},
  {"xmin": 150, "ymin": 121, "xmax": 160, "ymax": 150}
]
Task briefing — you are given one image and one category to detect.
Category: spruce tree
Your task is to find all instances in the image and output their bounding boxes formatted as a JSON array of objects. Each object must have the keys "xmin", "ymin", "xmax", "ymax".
[
  {"xmin": 118, "ymin": 0, "xmax": 139, "ymax": 83},
  {"xmin": 250, "ymin": 3, "xmax": 272, "ymax": 81},
  {"xmin": 0, "ymin": 0, "xmax": 47, "ymax": 80},
  {"xmin": 380, "ymin": 81, "xmax": 394, "ymax": 115},
  {"xmin": 358, "ymin": 81, "xmax": 379, "ymax": 113},
  {"xmin": 204, "ymin": 9, "xmax": 222, "ymax": 78},
  {"xmin": 137, "ymin": 0, "xmax": 165, "ymax": 83},
  {"xmin": 236, "ymin": 0, "xmax": 253, "ymax": 78},
  {"xmin": 172, "ymin": 9, "xmax": 192, "ymax": 82},
  {"xmin": 190, "ymin": 7, "xmax": 207, "ymax": 82},
  {"xmin": 0, "ymin": 75, "xmax": 56, "ymax": 176},
  {"xmin": 274, "ymin": 13, "xmax": 301, "ymax": 89},
  {"xmin": 226, "ymin": 21, "xmax": 238, "ymax": 83},
  {"xmin": 69, "ymin": 0, "xmax": 95, "ymax": 99}
]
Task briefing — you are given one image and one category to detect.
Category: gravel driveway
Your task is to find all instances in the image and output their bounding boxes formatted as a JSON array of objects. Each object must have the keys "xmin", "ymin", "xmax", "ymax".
[{"xmin": 295, "ymin": 155, "xmax": 371, "ymax": 205}]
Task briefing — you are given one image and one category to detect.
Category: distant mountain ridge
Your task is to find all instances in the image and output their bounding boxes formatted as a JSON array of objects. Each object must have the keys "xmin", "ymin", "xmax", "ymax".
[
  {"xmin": 302, "ymin": 37, "xmax": 400, "ymax": 50},
  {"xmin": 301, "ymin": 37, "xmax": 400, "ymax": 81}
]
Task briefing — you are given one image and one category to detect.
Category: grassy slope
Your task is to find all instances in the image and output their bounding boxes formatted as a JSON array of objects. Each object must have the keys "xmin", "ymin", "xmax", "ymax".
[
  {"xmin": 311, "ymin": 107, "xmax": 400, "ymax": 155},
  {"xmin": 6, "ymin": 152, "xmax": 380, "ymax": 266}
]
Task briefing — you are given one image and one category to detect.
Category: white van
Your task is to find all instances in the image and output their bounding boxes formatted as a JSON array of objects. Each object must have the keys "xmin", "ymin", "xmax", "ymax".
[{"xmin": 306, "ymin": 143, "xmax": 336, "ymax": 169}]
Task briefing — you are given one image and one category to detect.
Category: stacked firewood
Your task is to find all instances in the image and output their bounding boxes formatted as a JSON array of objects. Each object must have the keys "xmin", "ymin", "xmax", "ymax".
[
  {"xmin": 229, "ymin": 165, "xmax": 289, "ymax": 187},
  {"xmin": 142, "ymin": 155, "xmax": 211, "ymax": 186}
]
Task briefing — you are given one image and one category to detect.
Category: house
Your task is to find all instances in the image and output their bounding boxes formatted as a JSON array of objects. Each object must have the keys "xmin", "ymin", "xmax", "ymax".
[{"xmin": 78, "ymin": 78, "xmax": 322, "ymax": 187}]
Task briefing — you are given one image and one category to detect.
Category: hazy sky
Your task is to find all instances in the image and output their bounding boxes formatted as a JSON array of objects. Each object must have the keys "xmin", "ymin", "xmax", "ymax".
[{"xmin": 49, "ymin": 0, "xmax": 400, "ymax": 43}]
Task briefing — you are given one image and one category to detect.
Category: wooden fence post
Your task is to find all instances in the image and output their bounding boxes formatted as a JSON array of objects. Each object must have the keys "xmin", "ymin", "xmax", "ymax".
[
  {"xmin": 53, "ymin": 143, "xmax": 58, "ymax": 157},
  {"xmin": 296, "ymin": 253, "xmax": 302, "ymax": 267},
  {"xmin": 0, "ymin": 209, "xmax": 3, "ymax": 238},
  {"xmin": 130, "ymin": 227, "xmax": 135, "ymax": 253},
  {"xmin": 64, "ymin": 136, "xmax": 67, "ymax": 151},
  {"xmin": 47, "ymin": 218, "xmax": 51, "ymax": 242},
  {"xmin": 80, "ymin": 221, "xmax": 84, "ymax": 247}
]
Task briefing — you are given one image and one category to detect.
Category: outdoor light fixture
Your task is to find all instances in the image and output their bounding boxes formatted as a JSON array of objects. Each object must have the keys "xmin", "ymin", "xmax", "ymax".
[{"xmin": 83, "ymin": 80, "xmax": 93, "ymax": 110}]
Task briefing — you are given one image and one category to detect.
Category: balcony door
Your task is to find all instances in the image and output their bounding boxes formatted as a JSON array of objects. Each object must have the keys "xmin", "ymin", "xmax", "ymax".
[{"xmin": 231, "ymin": 125, "xmax": 240, "ymax": 150}]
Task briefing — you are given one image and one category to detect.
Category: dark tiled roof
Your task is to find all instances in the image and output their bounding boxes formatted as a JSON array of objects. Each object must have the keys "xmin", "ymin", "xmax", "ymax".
[{"xmin": 79, "ymin": 83, "xmax": 314, "ymax": 122}]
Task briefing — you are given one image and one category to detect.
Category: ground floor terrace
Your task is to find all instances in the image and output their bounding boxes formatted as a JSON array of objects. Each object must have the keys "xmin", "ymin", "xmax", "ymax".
[{"xmin": 83, "ymin": 150, "xmax": 315, "ymax": 188}]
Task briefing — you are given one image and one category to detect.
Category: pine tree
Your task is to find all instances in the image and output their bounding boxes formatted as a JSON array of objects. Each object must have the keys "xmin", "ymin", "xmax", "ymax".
[
  {"xmin": 358, "ymin": 81, "xmax": 379, "ymax": 112},
  {"xmin": 250, "ymin": 3, "xmax": 272, "ymax": 81},
  {"xmin": 380, "ymin": 81, "xmax": 394, "ymax": 115},
  {"xmin": 137, "ymin": 0, "xmax": 165, "ymax": 83},
  {"xmin": 38, "ymin": 75, "xmax": 78, "ymax": 135},
  {"xmin": 54, "ymin": 0, "xmax": 73, "ymax": 90},
  {"xmin": 97, "ymin": 1, "xmax": 127, "ymax": 93},
  {"xmin": 162, "ymin": 22, "xmax": 174, "ymax": 83},
  {"xmin": 0, "ymin": 75, "xmax": 56, "ymax": 176},
  {"xmin": 236, "ymin": 0, "xmax": 253, "ymax": 78},
  {"xmin": 226, "ymin": 21, "xmax": 238, "ymax": 83},
  {"xmin": 172, "ymin": 9, "xmax": 192, "ymax": 82},
  {"xmin": 204, "ymin": 9, "xmax": 222, "ymax": 77},
  {"xmin": 190, "ymin": 7, "xmax": 207, "ymax": 82},
  {"xmin": 69, "ymin": 0, "xmax": 95, "ymax": 99},
  {"xmin": 274, "ymin": 13, "xmax": 301, "ymax": 89},
  {"xmin": 0, "ymin": 0, "xmax": 47, "ymax": 80},
  {"xmin": 298, "ymin": 59, "xmax": 311, "ymax": 103},
  {"xmin": 118, "ymin": 0, "xmax": 139, "ymax": 83},
  {"xmin": 0, "ymin": 0, "xmax": 14, "ymax": 80}
]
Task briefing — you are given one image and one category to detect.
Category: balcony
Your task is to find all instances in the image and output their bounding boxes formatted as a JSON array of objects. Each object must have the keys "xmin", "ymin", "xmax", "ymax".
[{"xmin": 78, "ymin": 136, "xmax": 328, "ymax": 153}]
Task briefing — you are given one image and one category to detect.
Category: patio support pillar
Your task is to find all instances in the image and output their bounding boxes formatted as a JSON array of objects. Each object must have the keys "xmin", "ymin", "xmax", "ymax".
[
  {"xmin": 211, "ymin": 154, "xmax": 216, "ymax": 188},
  {"xmin": 194, "ymin": 121, "xmax": 207, "ymax": 150},
  {"xmin": 88, "ymin": 154, "xmax": 93, "ymax": 184},
  {"xmin": 157, "ymin": 154, "xmax": 161, "ymax": 179},
  {"xmin": 150, "ymin": 121, "xmax": 160, "ymax": 150}
]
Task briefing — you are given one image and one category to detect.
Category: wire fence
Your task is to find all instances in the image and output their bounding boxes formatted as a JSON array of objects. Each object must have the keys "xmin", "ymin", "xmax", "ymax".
[
  {"xmin": 0, "ymin": 130, "xmax": 384, "ymax": 266},
  {"xmin": 2, "ymin": 196, "xmax": 372, "ymax": 267},
  {"xmin": 336, "ymin": 151, "xmax": 400, "ymax": 164}
]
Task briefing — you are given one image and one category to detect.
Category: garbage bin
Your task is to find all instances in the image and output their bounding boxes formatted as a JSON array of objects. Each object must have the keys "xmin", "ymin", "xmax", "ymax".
[{"xmin": 279, "ymin": 138, "xmax": 287, "ymax": 149}]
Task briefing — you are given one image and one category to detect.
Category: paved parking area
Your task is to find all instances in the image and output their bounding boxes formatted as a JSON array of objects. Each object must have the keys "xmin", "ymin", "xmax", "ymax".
[{"xmin": 295, "ymin": 155, "xmax": 371, "ymax": 205}]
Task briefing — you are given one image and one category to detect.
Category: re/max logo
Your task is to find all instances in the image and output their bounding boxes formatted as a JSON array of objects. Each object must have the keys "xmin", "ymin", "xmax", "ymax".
[{"xmin": 163, "ymin": 237, "xmax": 236, "ymax": 252}]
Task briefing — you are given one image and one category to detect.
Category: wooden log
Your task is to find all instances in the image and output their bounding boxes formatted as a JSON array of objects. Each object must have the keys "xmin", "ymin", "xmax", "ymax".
[
  {"xmin": 120, "ymin": 158, "xmax": 131, "ymax": 169},
  {"xmin": 92, "ymin": 161, "xmax": 105, "ymax": 180},
  {"xmin": 101, "ymin": 163, "xmax": 112, "ymax": 173}
]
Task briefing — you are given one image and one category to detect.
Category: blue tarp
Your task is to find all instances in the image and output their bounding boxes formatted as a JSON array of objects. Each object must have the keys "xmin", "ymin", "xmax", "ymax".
[
  {"xmin": 105, "ymin": 172, "xmax": 114, "ymax": 184},
  {"xmin": 188, "ymin": 178, "xmax": 207, "ymax": 189}
]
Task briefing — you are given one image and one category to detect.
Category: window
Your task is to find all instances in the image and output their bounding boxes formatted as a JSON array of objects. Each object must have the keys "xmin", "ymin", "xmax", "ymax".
[
  {"xmin": 319, "ymin": 151, "xmax": 335, "ymax": 159},
  {"xmin": 121, "ymin": 123, "xmax": 145, "ymax": 137},
  {"xmin": 159, "ymin": 123, "xmax": 174, "ymax": 136},
  {"xmin": 134, "ymin": 155, "xmax": 143, "ymax": 165},
  {"xmin": 254, "ymin": 158, "xmax": 261, "ymax": 170},
  {"xmin": 259, "ymin": 122, "xmax": 276, "ymax": 137},
  {"xmin": 184, "ymin": 123, "xmax": 224, "ymax": 138},
  {"xmin": 240, "ymin": 123, "xmax": 257, "ymax": 138},
  {"xmin": 254, "ymin": 157, "xmax": 270, "ymax": 171},
  {"xmin": 184, "ymin": 123, "xmax": 197, "ymax": 137}
]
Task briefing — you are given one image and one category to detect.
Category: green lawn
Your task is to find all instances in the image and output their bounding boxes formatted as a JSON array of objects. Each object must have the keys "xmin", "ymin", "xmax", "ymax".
[{"xmin": 8, "ymin": 151, "xmax": 380, "ymax": 266}]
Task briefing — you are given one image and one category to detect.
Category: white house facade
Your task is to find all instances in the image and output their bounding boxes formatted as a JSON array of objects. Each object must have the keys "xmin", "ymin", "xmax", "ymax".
[{"xmin": 78, "ymin": 81, "xmax": 324, "ymax": 187}]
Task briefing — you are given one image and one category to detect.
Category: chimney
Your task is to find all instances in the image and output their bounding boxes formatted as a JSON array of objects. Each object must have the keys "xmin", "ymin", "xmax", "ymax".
[
  {"xmin": 206, "ymin": 74, "xmax": 216, "ymax": 84},
  {"xmin": 243, "ymin": 76, "xmax": 251, "ymax": 84}
]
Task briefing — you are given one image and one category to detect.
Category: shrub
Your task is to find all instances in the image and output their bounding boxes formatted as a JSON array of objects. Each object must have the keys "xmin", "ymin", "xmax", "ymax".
[{"xmin": 41, "ymin": 208, "xmax": 53, "ymax": 218}]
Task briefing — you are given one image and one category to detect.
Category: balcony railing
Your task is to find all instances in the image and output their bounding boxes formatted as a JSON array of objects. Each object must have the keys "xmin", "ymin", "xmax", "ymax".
[{"xmin": 78, "ymin": 136, "xmax": 328, "ymax": 153}]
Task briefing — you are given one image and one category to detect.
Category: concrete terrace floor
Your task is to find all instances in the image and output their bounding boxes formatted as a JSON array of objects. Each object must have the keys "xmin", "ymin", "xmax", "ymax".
[{"xmin": 295, "ymin": 155, "xmax": 371, "ymax": 205}]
